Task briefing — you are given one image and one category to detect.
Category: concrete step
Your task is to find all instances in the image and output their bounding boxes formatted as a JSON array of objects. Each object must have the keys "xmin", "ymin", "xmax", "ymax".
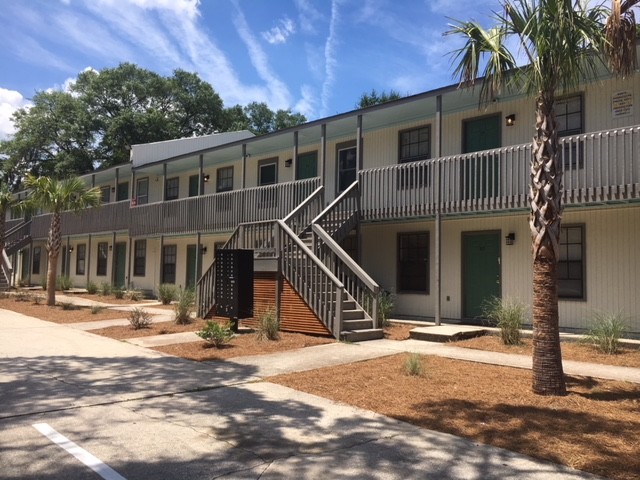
[
  {"xmin": 409, "ymin": 325, "xmax": 488, "ymax": 343},
  {"xmin": 342, "ymin": 319, "xmax": 373, "ymax": 330},
  {"xmin": 342, "ymin": 309, "xmax": 365, "ymax": 320},
  {"xmin": 340, "ymin": 328, "xmax": 384, "ymax": 342}
]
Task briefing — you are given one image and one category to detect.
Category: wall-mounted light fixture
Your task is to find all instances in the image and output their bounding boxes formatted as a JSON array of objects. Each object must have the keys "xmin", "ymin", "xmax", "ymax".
[
  {"xmin": 285, "ymin": 158, "xmax": 293, "ymax": 168},
  {"xmin": 109, "ymin": 245, "xmax": 113, "ymax": 251},
  {"xmin": 505, "ymin": 114, "xmax": 516, "ymax": 127},
  {"xmin": 111, "ymin": 186, "xmax": 116, "ymax": 193},
  {"xmin": 68, "ymin": 246, "xmax": 74, "ymax": 253},
  {"xmin": 203, "ymin": 174, "xmax": 210, "ymax": 182},
  {"xmin": 200, "ymin": 245, "xmax": 208, "ymax": 255},
  {"xmin": 505, "ymin": 233, "xmax": 515, "ymax": 246}
]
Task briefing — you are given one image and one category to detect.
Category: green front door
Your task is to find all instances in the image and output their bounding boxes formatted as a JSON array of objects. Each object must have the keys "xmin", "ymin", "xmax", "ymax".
[
  {"xmin": 185, "ymin": 244, "xmax": 200, "ymax": 289},
  {"xmin": 463, "ymin": 115, "xmax": 501, "ymax": 200},
  {"xmin": 114, "ymin": 242, "xmax": 127, "ymax": 288},
  {"xmin": 462, "ymin": 232, "xmax": 501, "ymax": 319},
  {"xmin": 296, "ymin": 151, "xmax": 317, "ymax": 180}
]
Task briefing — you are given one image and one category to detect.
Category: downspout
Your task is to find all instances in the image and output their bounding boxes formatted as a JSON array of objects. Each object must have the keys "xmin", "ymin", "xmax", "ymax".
[
  {"xmin": 435, "ymin": 95, "xmax": 443, "ymax": 326},
  {"xmin": 292, "ymin": 131, "xmax": 298, "ymax": 180},
  {"xmin": 199, "ymin": 154, "xmax": 204, "ymax": 196}
]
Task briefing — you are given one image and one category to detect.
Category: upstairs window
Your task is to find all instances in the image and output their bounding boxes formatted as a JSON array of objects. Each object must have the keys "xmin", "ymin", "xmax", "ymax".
[
  {"xmin": 100, "ymin": 186, "xmax": 111, "ymax": 203},
  {"xmin": 217, "ymin": 166, "xmax": 234, "ymax": 192},
  {"xmin": 399, "ymin": 126, "xmax": 431, "ymax": 163},
  {"xmin": 556, "ymin": 94, "xmax": 584, "ymax": 168},
  {"xmin": 188, "ymin": 174, "xmax": 200, "ymax": 197},
  {"xmin": 136, "ymin": 178, "xmax": 149, "ymax": 205},
  {"xmin": 116, "ymin": 182, "xmax": 129, "ymax": 201},
  {"xmin": 165, "ymin": 177, "xmax": 179, "ymax": 201}
]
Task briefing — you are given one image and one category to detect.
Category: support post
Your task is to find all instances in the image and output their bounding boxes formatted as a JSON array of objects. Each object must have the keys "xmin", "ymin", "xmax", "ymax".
[
  {"xmin": 28, "ymin": 241, "xmax": 33, "ymax": 286},
  {"xmin": 356, "ymin": 115, "xmax": 363, "ymax": 171},
  {"xmin": 65, "ymin": 237, "xmax": 70, "ymax": 277},
  {"xmin": 115, "ymin": 167, "xmax": 119, "ymax": 200},
  {"xmin": 159, "ymin": 235, "xmax": 164, "ymax": 286},
  {"xmin": 196, "ymin": 232, "xmax": 202, "ymax": 288},
  {"xmin": 86, "ymin": 234, "xmax": 92, "ymax": 287},
  {"xmin": 110, "ymin": 232, "xmax": 116, "ymax": 286},
  {"xmin": 162, "ymin": 163, "xmax": 167, "ymax": 201},
  {"xmin": 292, "ymin": 131, "xmax": 298, "ymax": 180},
  {"xmin": 199, "ymin": 154, "xmax": 204, "ymax": 195},
  {"xmin": 127, "ymin": 236, "xmax": 132, "ymax": 289},
  {"xmin": 435, "ymin": 94, "xmax": 443, "ymax": 326},
  {"xmin": 320, "ymin": 123, "xmax": 327, "ymax": 186},
  {"xmin": 275, "ymin": 226, "xmax": 281, "ymax": 323}
]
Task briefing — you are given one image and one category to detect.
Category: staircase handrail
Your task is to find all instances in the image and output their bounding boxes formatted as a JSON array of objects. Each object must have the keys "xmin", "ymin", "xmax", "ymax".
[
  {"xmin": 276, "ymin": 220, "xmax": 345, "ymax": 338},
  {"xmin": 1, "ymin": 249, "xmax": 13, "ymax": 287},
  {"xmin": 312, "ymin": 181, "xmax": 359, "ymax": 231},
  {"xmin": 5, "ymin": 219, "xmax": 32, "ymax": 240},
  {"xmin": 312, "ymin": 223, "xmax": 380, "ymax": 326},
  {"xmin": 196, "ymin": 224, "xmax": 243, "ymax": 318},
  {"xmin": 283, "ymin": 186, "xmax": 324, "ymax": 236}
]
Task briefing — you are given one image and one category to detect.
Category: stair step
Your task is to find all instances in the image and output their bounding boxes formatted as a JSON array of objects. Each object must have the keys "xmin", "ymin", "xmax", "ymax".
[
  {"xmin": 342, "ymin": 319, "xmax": 373, "ymax": 330},
  {"xmin": 342, "ymin": 309, "xmax": 365, "ymax": 320},
  {"xmin": 340, "ymin": 328, "xmax": 384, "ymax": 342},
  {"xmin": 342, "ymin": 300, "xmax": 356, "ymax": 310}
]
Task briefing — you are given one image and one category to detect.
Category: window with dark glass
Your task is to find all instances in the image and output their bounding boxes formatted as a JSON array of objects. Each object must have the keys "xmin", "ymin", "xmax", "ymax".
[
  {"xmin": 136, "ymin": 178, "xmax": 149, "ymax": 205},
  {"xmin": 100, "ymin": 186, "xmax": 111, "ymax": 203},
  {"xmin": 162, "ymin": 245, "xmax": 177, "ymax": 284},
  {"xmin": 558, "ymin": 225, "xmax": 585, "ymax": 299},
  {"xmin": 116, "ymin": 182, "xmax": 129, "ymax": 201},
  {"xmin": 398, "ymin": 126, "xmax": 431, "ymax": 188},
  {"xmin": 397, "ymin": 232, "xmax": 429, "ymax": 293},
  {"xmin": 258, "ymin": 161, "xmax": 277, "ymax": 186},
  {"xmin": 134, "ymin": 240, "xmax": 146, "ymax": 276},
  {"xmin": 165, "ymin": 177, "xmax": 179, "ymax": 200},
  {"xmin": 97, "ymin": 242, "xmax": 108, "ymax": 276},
  {"xmin": 217, "ymin": 166, "xmax": 234, "ymax": 192},
  {"xmin": 76, "ymin": 244, "xmax": 86, "ymax": 275},
  {"xmin": 557, "ymin": 95, "xmax": 583, "ymax": 168},
  {"xmin": 32, "ymin": 247, "xmax": 41, "ymax": 274}
]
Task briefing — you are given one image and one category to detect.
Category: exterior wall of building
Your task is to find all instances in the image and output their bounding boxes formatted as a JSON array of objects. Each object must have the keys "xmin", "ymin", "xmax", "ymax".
[{"xmin": 361, "ymin": 204, "xmax": 640, "ymax": 334}]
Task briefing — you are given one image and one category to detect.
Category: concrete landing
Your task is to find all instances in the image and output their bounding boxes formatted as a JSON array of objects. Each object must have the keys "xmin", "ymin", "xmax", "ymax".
[
  {"xmin": 126, "ymin": 331, "xmax": 201, "ymax": 347},
  {"xmin": 410, "ymin": 325, "xmax": 487, "ymax": 343}
]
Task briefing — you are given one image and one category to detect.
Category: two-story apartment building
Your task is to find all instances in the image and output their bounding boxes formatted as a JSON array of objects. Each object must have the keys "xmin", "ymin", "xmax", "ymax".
[{"xmin": 3, "ymin": 62, "xmax": 639, "ymax": 339}]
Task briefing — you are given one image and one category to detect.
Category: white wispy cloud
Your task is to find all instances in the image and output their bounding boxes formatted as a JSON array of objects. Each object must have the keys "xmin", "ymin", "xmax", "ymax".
[
  {"xmin": 232, "ymin": 3, "xmax": 292, "ymax": 108},
  {"xmin": 294, "ymin": 0, "xmax": 324, "ymax": 35},
  {"xmin": 294, "ymin": 84, "xmax": 317, "ymax": 119},
  {"xmin": 320, "ymin": 0, "xmax": 342, "ymax": 117},
  {"xmin": 262, "ymin": 17, "xmax": 296, "ymax": 45},
  {"xmin": 0, "ymin": 88, "xmax": 31, "ymax": 140}
]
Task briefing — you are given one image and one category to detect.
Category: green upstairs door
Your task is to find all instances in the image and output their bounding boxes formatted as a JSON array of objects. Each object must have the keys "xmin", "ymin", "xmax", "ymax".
[
  {"xmin": 114, "ymin": 242, "xmax": 127, "ymax": 288},
  {"xmin": 463, "ymin": 115, "xmax": 501, "ymax": 200},
  {"xmin": 185, "ymin": 244, "xmax": 200, "ymax": 289},
  {"xmin": 462, "ymin": 232, "xmax": 501, "ymax": 319}
]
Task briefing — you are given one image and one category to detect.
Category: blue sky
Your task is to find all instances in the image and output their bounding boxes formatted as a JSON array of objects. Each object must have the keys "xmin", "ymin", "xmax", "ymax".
[{"xmin": 0, "ymin": 0, "xmax": 501, "ymax": 139}]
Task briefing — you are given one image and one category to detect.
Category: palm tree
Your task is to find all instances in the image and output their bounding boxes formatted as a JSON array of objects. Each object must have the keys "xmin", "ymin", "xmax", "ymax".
[
  {"xmin": 447, "ymin": 0, "xmax": 637, "ymax": 395},
  {"xmin": 22, "ymin": 175, "xmax": 101, "ymax": 306}
]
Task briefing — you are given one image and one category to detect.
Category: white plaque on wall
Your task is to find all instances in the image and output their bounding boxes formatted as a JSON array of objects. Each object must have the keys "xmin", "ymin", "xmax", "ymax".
[{"xmin": 612, "ymin": 91, "xmax": 633, "ymax": 118}]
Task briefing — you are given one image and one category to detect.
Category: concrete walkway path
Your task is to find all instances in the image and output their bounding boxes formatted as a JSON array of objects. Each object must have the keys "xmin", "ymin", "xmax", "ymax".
[{"xmin": 0, "ymin": 307, "xmax": 605, "ymax": 479}]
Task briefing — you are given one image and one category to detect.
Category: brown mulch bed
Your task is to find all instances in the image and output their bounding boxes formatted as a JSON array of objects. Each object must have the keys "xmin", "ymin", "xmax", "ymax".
[
  {"xmin": 70, "ymin": 294, "xmax": 159, "ymax": 305},
  {"xmin": 270, "ymin": 354, "xmax": 640, "ymax": 480},
  {"xmin": 154, "ymin": 331, "xmax": 334, "ymax": 361},
  {"xmin": 0, "ymin": 297, "xmax": 131, "ymax": 323},
  {"xmin": 384, "ymin": 323, "xmax": 414, "ymax": 340},
  {"xmin": 453, "ymin": 335, "xmax": 640, "ymax": 368},
  {"xmin": 90, "ymin": 319, "xmax": 209, "ymax": 340}
]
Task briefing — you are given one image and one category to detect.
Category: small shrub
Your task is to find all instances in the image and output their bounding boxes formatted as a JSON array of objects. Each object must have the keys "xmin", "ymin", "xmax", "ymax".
[
  {"xmin": 32, "ymin": 295, "xmax": 43, "ymax": 305},
  {"xmin": 256, "ymin": 307, "xmax": 280, "ymax": 341},
  {"xmin": 113, "ymin": 287, "xmax": 124, "ymax": 299},
  {"xmin": 125, "ymin": 290, "xmax": 142, "ymax": 301},
  {"xmin": 158, "ymin": 283, "xmax": 177, "ymax": 305},
  {"xmin": 100, "ymin": 282, "xmax": 112, "ymax": 296},
  {"xmin": 583, "ymin": 312, "xmax": 627, "ymax": 354},
  {"xmin": 128, "ymin": 307, "xmax": 152, "ymax": 330},
  {"xmin": 174, "ymin": 288, "xmax": 195, "ymax": 325},
  {"xmin": 15, "ymin": 291, "xmax": 32, "ymax": 302},
  {"xmin": 404, "ymin": 353, "xmax": 423, "ymax": 377},
  {"xmin": 482, "ymin": 297, "xmax": 527, "ymax": 345},
  {"xmin": 58, "ymin": 302, "xmax": 77, "ymax": 311},
  {"xmin": 90, "ymin": 305, "xmax": 104, "ymax": 315},
  {"xmin": 56, "ymin": 276, "xmax": 73, "ymax": 291},
  {"xmin": 86, "ymin": 281, "xmax": 98, "ymax": 295},
  {"xmin": 377, "ymin": 290, "xmax": 395, "ymax": 328},
  {"xmin": 197, "ymin": 320, "xmax": 234, "ymax": 348}
]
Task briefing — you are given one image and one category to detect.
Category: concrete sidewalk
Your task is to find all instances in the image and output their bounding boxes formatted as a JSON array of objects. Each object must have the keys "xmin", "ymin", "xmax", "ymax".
[{"xmin": 0, "ymin": 308, "xmax": 605, "ymax": 479}]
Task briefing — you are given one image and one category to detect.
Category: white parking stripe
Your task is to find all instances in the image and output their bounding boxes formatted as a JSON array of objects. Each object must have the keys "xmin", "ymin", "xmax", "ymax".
[{"xmin": 33, "ymin": 423, "xmax": 127, "ymax": 480}]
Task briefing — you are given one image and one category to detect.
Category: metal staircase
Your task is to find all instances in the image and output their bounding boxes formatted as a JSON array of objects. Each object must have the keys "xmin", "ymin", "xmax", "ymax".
[{"xmin": 196, "ymin": 182, "xmax": 383, "ymax": 341}]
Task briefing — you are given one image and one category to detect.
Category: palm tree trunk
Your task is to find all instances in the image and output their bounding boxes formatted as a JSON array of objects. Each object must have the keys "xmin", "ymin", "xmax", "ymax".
[
  {"xmin": 530, "ymin": 92, "xmax": 566, "ymax": 396},
  {"xmin": 46, "ymin": 212, "xmax": 62, "ymax": 306}
]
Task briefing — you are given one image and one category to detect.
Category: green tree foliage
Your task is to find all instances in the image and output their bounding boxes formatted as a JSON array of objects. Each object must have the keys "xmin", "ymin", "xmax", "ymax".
[
  {"xmin": 0, "ymin": 63, "xmax": 306, "ymax": 180},
  {"xmin": 356, "ymin": 89, "xmax": 402, "ymax": 108}
]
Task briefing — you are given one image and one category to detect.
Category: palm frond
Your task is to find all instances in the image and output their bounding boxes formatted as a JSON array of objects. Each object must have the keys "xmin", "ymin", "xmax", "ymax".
[{"xmin": 605, "ymin": 0, "xmax": 639, "ymax": 77}]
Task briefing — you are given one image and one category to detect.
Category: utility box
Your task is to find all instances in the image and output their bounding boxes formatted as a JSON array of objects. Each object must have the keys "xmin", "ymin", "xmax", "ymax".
[{"xmin": 214, "ymin": 249, "xmax": 254, "ymax": 319}]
